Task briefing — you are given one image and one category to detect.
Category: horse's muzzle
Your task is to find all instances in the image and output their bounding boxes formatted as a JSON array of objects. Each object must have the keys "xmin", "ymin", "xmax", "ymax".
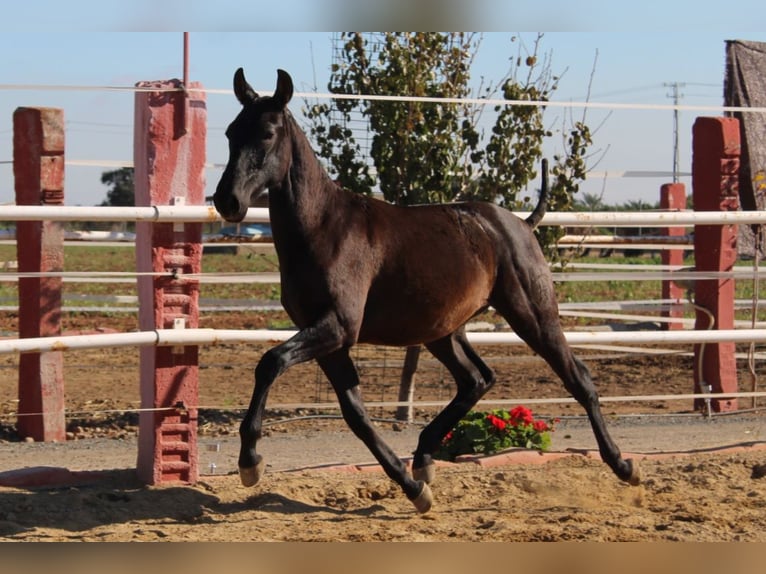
[{"xmin": 213, "ymin": 189, "xmax": 247, "ymax": 223}]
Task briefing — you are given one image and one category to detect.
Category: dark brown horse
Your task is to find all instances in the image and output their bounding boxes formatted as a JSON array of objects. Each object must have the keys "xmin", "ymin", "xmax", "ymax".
[{"xmin": 213, "ymin": 68, "xmax": 640, "ymax": 513}]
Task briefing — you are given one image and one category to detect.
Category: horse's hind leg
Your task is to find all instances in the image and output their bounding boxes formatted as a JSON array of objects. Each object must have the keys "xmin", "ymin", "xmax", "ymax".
[
  {"xmin": 412, "ymin": 330, "xmax": 495, "ymax": 484},
  {"xmin": 317, "ymin": 349, "xmax": 433, "ymax": 513},
  {"xmin": 553, "ymin": 350, "xmax": 639, "ymax": 485},
  {"xmin": 493, "ymin": 286, "xmax": 640, "ymax": 486}
]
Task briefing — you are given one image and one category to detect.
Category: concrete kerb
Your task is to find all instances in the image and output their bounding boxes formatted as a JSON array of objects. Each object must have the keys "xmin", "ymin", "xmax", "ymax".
[
  {"xmin": 269, "ymin": 440, "xmax": 766, "ymax": 476},
  {"xmin": 3, "ymin": 441, "xmax": 766, "ymax": 489}
]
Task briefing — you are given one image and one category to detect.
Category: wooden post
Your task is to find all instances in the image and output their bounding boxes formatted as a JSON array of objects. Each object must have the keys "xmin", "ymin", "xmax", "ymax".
[
  {"xmin": 134, "ymin": 80, "xmax": 206, "ymax": 484},
  {"xmin": 13, "ymin": 107, "xmax": 66, "ymax": 442},
  {"xmin": 692, "ymin": 117, "xmax": 739, "ymax": 412},
  {"xmin": 660, "ymin": 183, "xmax": 687, "ymax": 330}
]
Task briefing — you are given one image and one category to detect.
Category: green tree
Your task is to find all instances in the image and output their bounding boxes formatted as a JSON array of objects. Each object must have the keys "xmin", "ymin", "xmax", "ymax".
[
  {"xmin": 619, "ymin": 199, "xmax": 658, "ymax": 212},
  {"xmin": 99, "ymin": 167, "xmax": 134, "ymax": 207},
  {"xmin": 304, "ymin": 32, "xmax": 593, "ymax": 259},
  {"xmin": 574, "ymin": 192, "xmax": 607, "ymax": 212}
]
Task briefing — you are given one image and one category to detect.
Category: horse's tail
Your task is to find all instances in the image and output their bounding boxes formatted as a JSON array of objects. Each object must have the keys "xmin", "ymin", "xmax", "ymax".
[{"xmin": 525, "ymin": 158, "xmax": 548, "ymax": 230}]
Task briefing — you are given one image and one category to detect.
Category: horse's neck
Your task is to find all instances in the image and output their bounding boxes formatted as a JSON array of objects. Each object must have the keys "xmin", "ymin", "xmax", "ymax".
[{"xmin": 270, "ymin": 116, "xmax": 338, "ymax": 232}]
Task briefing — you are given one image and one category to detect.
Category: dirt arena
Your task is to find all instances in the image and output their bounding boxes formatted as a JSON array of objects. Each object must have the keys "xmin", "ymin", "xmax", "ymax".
[
  {"xmin": 1, "ymin": 312, "xmax": 766, "ymax": 541},
  {"xmin": 1, "ymin": 447, "xmax": 765, "ymax": 541}
]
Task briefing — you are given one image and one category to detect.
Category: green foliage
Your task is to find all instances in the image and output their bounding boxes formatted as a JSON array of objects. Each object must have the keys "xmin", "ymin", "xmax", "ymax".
[
  {"xmin": 573, "ymin": 192, "xmax": 608, "ymax": 212},
  {"xmin": 306, "ymin": 32, "xmax": 478, "ymax": 204},
  {"xmin": 435, "ymin": 406, "xmax": 556, "ymax": 461},
  {"xmin": 100, "ymin": 167, "xmax": 135, "ymax": 207},
  {"xmin": 304, "ymin": 33, "xmax": 593, "ymax": 260},
  {"xmin": 619, "ymin": 199, "xmax": 657, "ymax": 212},
  {"xmin": 540, "ymin": 120, "xmax": 594, "ymax": 262}
]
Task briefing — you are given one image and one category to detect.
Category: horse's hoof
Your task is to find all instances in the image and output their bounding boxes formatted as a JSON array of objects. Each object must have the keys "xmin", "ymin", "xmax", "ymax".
[
  {"xmin": 239, "ymin": 457, "xmax": 266, "ymax": 487},
  {"xmin": 410, "ymin": 482, "xmax": 433, "ymax": 514},
  {"xmin": 626, "ymin": 458, "xmax": 641, "ymax": 486},
  {"xmin": 412, "ymin": 462, "xmax": 436, "ymax": 484}
]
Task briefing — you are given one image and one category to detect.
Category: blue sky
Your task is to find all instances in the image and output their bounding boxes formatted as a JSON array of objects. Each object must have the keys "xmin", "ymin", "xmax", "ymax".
[{"xmin": 1, "ymin": 19, "xmax": 765, "ymax": 207}]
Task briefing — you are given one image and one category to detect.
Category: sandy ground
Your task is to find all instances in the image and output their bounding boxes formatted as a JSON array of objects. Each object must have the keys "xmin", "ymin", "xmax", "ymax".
[
  {"xmin": 1, "ymin": 444, "xmax": 766, "ymax": 541},
  {"xmin": 1, "ymin": 312, "xmax": 766, "ymax": 540},
  {"xmin": 1, "ymin": 405, "xmax": 765, "ymax": 541}
]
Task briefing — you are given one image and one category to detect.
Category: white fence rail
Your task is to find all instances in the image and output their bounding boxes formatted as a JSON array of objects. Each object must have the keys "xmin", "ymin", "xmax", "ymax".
[
  {"xmin": 1, "ymin": 204, "xmax": 764, "ymax": 408},
  {"xmin": 2, "ymin": 327, "xmax": 766, "ymax": 356},
  {"xmin": 3, "ymin": 205, "xmax": 766, "ymax": 227}
]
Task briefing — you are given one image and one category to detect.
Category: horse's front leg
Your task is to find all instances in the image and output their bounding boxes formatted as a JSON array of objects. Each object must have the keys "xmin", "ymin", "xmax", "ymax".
[
  {"xmin": 317, "ymin": 350, "xmax": 433, "ymax": 513},
  {"xmin": 238, "ymin": 320, "xmax": 344, "ymax": 487}
]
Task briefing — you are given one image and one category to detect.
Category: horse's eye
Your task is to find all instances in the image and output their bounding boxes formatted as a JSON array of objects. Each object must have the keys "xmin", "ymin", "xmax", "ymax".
[{"xmin": 262, "ymin": 132, "xmax": 275, "ymax": 141}]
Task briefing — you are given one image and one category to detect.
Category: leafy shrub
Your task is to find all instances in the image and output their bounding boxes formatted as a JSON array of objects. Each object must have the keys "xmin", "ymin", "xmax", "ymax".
[{"xmin": 435, "ymin": 406, "xmax": 556, "ymax": 461}]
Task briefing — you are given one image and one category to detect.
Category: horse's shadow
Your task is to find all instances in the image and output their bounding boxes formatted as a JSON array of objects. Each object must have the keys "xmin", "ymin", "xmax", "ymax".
[
  {"xmin": 223, "ymin": 491, "xmax": 388, "ymax": 517},
  {"xmin": 0, "ymin": 469, "xmax": 390, "ymax": 538}
]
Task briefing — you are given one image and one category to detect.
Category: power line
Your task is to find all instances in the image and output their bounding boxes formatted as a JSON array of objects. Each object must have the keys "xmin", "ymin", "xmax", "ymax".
[
  {"xmin": 1, "ymin": 82, "xmax": 764, "ymax": 113},
  {"xmin": 587, "ymin": 83, "xmax": 664, "ymax": 99}
]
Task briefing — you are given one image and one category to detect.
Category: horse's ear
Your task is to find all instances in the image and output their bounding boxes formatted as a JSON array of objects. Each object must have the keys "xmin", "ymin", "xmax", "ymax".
[
  {"xmin": 274, "ymin": 69, "xmax": 293, "ymax": 107},
  {"xmin": 233, "ymin": 67, "xmax": 258, "ymax": 105}
]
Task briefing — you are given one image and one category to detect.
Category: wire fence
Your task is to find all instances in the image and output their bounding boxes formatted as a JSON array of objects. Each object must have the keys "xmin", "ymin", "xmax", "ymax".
[{"xmin": 2, "ymin": 80, "xmax": 765, "ymax": 434}]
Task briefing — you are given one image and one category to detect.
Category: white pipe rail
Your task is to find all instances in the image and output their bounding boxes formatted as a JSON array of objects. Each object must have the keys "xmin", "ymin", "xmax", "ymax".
[
  {"xmin": 0, "ymin": 205, "xmax": 269, "ymax": 223},
  {"xmin": 3, "ymin": 205, "xmax": 766, "ymax": 227},
  {"xmin": 0, "ymin": 271, "xmax": 282, "ymax": 284},
  {"xmin": 536, "ymin": 210, "xmax": 766, "ymax": 227},
  {"xmin": 2, "ymin": 327, "xmax": 766, "ymax": 355},
  {"xmin": 1, "ymin": 268, "xmax": 762, "ymax": 285}
]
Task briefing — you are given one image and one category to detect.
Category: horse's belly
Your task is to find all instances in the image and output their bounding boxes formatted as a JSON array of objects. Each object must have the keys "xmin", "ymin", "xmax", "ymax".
[
  {"xmin": 358, "ymin": 251, "xmax": 494, "ymax": 345},
  {"xmin": 358, "ymin": 289, "xmax": 486, "ymax": 346}
]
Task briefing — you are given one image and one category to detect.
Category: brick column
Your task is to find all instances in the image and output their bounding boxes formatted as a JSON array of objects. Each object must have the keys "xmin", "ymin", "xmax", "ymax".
[
  {"xmin": 692, "ymin": 117, "xmax": 739, "ymax": 412},
  {"xmin": 660, "ymin": 183, "xmax": 687, "ymax": 330},
  {"xmin": 134, "ymin": 81, "xmax": 206, "ymax": 484},
  {"xmin": 13, "ymin": 107, "xmax": 66, "ymax": 441}
]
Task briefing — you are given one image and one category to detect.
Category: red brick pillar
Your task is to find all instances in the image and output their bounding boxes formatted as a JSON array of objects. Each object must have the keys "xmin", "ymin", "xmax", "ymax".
[
  {"xmin": 13, "ymin": 107, "xmax": 66, "ymax": 442},
  {"xmin": 134, "ymin": 81, "xmax": 206, "ymax": 484},
  {"xmin": 660, "ymin": 183, "xmax": 687, "ymax": 330},
  {"xmin": 692, "ymin": 117, "xmax": 739, "ymax": 412}
]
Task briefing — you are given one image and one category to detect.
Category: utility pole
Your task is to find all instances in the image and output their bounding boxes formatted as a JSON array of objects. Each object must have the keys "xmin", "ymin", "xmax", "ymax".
[{"xmin": 664, "ymin": 82, "xmax": 686, "ymax": 183}]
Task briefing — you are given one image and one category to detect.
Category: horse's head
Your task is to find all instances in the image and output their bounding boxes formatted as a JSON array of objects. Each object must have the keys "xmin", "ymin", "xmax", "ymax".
[{"xmin": 213, "ymin": 68, "xmax": 294, "ymax": 222}]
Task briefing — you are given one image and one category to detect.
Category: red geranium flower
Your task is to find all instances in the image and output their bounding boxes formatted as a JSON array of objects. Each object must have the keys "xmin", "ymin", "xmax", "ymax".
[
  {"xmin": 509, "ymin": 405, "xmax": 534, "ymax": 425},
  {"xmin": 533, "ymin": 420, "xmax": 549, "ymax": 433},
  {"xmin": 486, "ymin": 414, "xmax": 507, "ymax": 431}
]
